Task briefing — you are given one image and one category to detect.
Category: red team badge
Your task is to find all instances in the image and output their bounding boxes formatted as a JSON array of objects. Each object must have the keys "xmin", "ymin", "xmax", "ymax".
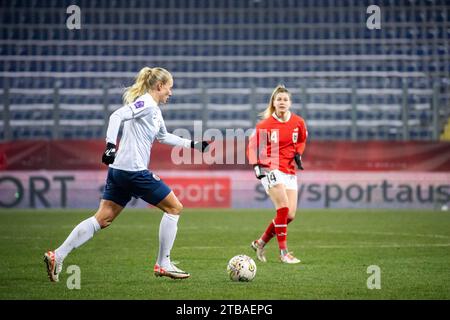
[{"xmin": 292, "ymin": 128, "xmax": 299, "ymax": 143}]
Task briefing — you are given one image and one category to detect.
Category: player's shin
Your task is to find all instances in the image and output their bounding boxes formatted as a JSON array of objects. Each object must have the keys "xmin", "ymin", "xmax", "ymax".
[
  {"xmin": 273, "ymin": 207, "xmax": 289, "ymax": 252},
  {"xmin": 260, "ymin": 220, "xmax": 275, "ymax": 244},
  {"xmin": 260, "ymin": 215, "xmax": 293, "ymax": 244},
  {"xmin": 157, "ymin": 213, "xmax": 179, "ymax": 268},
  {"xmin": 54, "ymin": 216, "xmax": 101, "ymax": 262}
]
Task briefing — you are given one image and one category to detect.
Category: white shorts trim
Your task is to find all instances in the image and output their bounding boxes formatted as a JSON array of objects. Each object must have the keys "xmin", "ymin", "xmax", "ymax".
[{"xmin": 261, "ymin": 169, "xmax": 298, "ymax": 194}]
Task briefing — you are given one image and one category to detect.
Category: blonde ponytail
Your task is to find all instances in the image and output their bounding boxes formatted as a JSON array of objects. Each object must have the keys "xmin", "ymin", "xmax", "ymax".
[
  {"xmin": 259, "ymin": 85, "xmax": 292, "ymax": 119},
  {"xmin": 122, "ymin": 67, "xmax": 172, "ymax": 104}
]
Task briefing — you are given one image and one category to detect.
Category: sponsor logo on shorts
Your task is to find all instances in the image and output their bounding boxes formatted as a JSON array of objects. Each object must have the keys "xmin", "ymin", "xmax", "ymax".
[{"xmin": 152, "ymin": 173, "xmax": 161, "ymax": 181}]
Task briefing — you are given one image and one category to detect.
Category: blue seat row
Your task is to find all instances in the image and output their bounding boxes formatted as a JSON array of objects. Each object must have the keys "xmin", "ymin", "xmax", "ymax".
[
  {"xmin": 4, "ymin": 121, "xmax": 436, "ymax": 141},
  {"xmin": 2, "ymin": 25, "xmax": 449, "ymax": 41},
  {"xmin": 3, "ymin": 1, "xmax": 448, "ymax": 24},
  {"xmin": 0, "ymin": 76, "xmax": 437, "ymax": 91},
  {"xmin": 2, "ymin": 59, "xmax": 448, "ymax": 73},
  {"xmin": 308, "ymin": 127, "xmax": 433, "ymax": 141},
  {"xmin": 2, "ymin": 42, "xmax": 447, "ymax": 57}
]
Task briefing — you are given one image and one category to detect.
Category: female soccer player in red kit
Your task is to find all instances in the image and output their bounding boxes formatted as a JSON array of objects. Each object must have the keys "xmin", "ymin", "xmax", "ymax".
[{"xmin": 247, "ymin": 85, "xmax": 307, "ymax": 264}]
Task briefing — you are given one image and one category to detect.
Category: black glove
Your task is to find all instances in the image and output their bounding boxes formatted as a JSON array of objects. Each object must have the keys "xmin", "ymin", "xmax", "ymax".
[
  {"xmin": 191, "ymin": 141, "xmax": 210, "ymax": 153},
  {"xmin": 294, "ymin": 153, "xmax": 304, "ymax": 170},
  {"xmin": 102, "ymin": 142, "xmax": 116, "ymax": 165},
  {"xmin": 253, "ymin": 165, "xmax": 268, "ymax": 179}
]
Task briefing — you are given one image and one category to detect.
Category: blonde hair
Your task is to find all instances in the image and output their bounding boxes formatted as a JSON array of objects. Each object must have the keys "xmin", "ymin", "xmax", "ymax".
[
  {"xmin": 122, "ymin": 67, "xmax": 172, "ymax": 104},
  {"xmin": 259, "ymin": 85, "xmax": 292, "ymax": 119}
]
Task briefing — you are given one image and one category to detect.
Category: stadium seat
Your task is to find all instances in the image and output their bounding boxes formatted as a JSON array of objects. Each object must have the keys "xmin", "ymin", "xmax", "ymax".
[{"xmin": 0, "ymin": 1, "xmax": 448, "ymax": 140}]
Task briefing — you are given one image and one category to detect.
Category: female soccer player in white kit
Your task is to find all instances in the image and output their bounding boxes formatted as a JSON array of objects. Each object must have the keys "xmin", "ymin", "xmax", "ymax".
[{"xmin": 44, "ymin": 67, "xmax": 210, "ymax": 281}]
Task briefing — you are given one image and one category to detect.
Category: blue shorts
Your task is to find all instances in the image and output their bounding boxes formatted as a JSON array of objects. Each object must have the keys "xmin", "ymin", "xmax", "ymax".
[{"xmin": 102, "ymin": 167, "xmax": 172, "ymax": 207}]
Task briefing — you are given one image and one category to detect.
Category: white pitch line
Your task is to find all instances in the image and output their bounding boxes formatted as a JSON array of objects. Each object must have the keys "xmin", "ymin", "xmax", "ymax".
[
  {"xmin": 177, "ymin": 243, "xmax": 450, "ymax": 250},
  {"xmin": 181, "ymin": 227, "xmax": 450, "ymax": 239},
  {"xmin": 305, "ymin": 229, "xmax": 450, "ymax": 239},
  {"xmin": 304, "ymin": 243, "xmax": 450, "ymax": 249}
]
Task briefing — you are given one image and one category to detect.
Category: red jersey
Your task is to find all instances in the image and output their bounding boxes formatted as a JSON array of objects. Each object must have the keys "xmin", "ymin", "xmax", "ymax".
[{"xmin": 247, "ymin": 112, "xmax": 307, "ymax": 175}]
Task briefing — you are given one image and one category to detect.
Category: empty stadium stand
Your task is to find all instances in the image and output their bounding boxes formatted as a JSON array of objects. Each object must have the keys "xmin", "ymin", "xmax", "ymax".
[{"xmin": 0, "ymin": 0, "xmax": 448, "ymax": 141}]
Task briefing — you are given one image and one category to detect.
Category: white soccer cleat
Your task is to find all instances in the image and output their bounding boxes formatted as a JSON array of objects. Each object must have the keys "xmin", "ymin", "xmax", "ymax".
[
  {"xmin": 44, "ymin": 250, "xmax": 63, "ymax": 282},
  {"xmin": 251, "ymin": 240, "xmax": 267, "ymax": 263},
  {"xmin": 154, "ymin": 262, "xmax": 190, "ymax": 279},
  {"xmin": 280, "ymin": 252, "xmax": 301, "ymax": 264}
]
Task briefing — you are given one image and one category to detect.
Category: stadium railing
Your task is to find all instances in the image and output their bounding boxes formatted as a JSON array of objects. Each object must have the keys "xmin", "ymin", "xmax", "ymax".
[{"xmin": 0, "ymin": 84, "xmax": 444, "ymax": 141}]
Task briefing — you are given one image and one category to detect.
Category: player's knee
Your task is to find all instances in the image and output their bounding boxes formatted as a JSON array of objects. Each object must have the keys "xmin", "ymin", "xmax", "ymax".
[
  {"xmin": 97, "ymin": 216, "xmax": 112, "ymax": 229},
  {"xmin": 166, "ymin": 202, "xmax": 183, "ymax": 215},
  {"xmin": 94, "ymin": 212, "xmax": 114, "ymax": 229},
  {"xmin": 278, "ymin": 201, "xmax": 289, "ymax": 209},
  {"xmin": 288, "ymin": 208, "xmax": 297, "ymax": 217}
]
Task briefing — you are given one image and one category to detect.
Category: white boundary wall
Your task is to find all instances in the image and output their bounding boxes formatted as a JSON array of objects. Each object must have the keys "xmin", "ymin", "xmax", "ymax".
[{"xmin": 0, "ymin": 171, "xmax": 449, "ymax": 210}]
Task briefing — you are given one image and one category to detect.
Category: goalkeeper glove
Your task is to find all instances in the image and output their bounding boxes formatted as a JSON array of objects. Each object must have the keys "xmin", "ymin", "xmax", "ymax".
[
  {"xmin": 253, "ymin": 165, "xmax": 268, "ymax": 180},
  {"xmin": 102, "ymin": 142, "xmax": 116, "ymax": 165},
  {"xmin": 294, "ymin": 153, "xmax": 304, "ymax": 170},
  {"xmin": 191, "ymin": 140, "xmax": 211, "ymax": 152}
]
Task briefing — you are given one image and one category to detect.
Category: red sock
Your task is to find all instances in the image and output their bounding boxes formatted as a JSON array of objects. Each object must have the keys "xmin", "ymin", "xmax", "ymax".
[
  {"xmin": 260, "ymin": 216, "xmax": 293, "ymax": 244},
  {"xmin": 261, "ymin": 220, "xmax": 275, "ymax": 244},
  {"xmin": 274, "ymin": 207, "xmax": 289, "ymax": 251}
]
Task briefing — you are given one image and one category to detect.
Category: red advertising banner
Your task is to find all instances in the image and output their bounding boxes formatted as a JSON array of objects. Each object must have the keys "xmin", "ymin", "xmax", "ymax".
[{"xmin": 1, "ymin": 139, "xmax": 449, "ymax": 172}]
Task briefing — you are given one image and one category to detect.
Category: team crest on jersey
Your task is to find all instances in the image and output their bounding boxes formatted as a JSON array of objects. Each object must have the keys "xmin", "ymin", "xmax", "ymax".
[
  {"xmin": 134, "ymin": 100, "xmax": 145, "ymax": 109},
  {"xmin": 152, "ymin": 173, "xmax": 161, "ymax": 181},
  {"xmin": 292, "ymin": 128, "xmax": 299, "ymax": 143}
]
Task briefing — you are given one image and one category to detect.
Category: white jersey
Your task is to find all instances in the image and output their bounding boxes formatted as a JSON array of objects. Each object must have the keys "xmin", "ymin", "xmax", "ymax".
[{"xmin": 106, "ymin": 93, "xmax": 191, "ymax": 171}]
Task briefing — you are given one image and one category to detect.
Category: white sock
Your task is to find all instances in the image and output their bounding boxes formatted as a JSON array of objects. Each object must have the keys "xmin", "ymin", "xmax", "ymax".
[
  {"xmin": 55, "ymin": 216, "xmax": 101, "ymax": 263},
  {"xmin": 257, "ymin": 239, "xmax": 266, "ymax": 247},
  {"xmin": 157, "ymin": 213, "xmax": 179, "ymax": 268}
]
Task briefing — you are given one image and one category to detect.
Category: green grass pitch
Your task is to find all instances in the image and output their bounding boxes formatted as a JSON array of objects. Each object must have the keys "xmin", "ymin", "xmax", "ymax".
[{"xmin": 0, "ymin": 208, "xmax": 449, "ymax": 300}]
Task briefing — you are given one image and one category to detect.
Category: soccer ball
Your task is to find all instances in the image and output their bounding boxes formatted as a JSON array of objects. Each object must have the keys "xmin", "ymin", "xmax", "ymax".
[{"xmin": 227, "ymin": 254, "xmax": 257, "ymax": 282}]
